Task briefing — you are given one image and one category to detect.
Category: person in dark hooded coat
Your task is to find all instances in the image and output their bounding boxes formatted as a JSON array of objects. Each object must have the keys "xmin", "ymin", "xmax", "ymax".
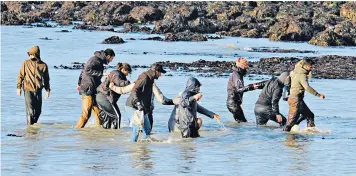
[
  {"xmin": 177, "ymin": 77, "xmax": 220, "ymax": 138},
  {"xmin": 227, "ymin": 57, "xmax": 261, "ymax": 122},
  {"xmin": 96, "ymin": 63, "xmax": 131, "ymax": 129},
  {"xmin": 254, "ymin": 72, "xmax": 290, "ymax": 126},
  {"xmin": 76, "ymin": 49, "xmax": 115, "ymax": 128}
]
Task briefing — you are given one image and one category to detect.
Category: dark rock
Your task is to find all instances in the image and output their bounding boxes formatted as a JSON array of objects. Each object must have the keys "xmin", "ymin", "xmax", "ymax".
[
  {"xmin": 140, "ymin": 36, "xmax": 164, "ymax": 41},
  {"xmin": 207, "ymin": 35, "xmax": 224, "ymax": 39},
  {"xmin": 127, "ymin": 38, "xmax": 136, "ymax": 40},
  {"xmin": 164, "ymin": 31, "xmax": 208, "ymax": 41},
  {"xmin": 101, "ymin": 36, "xmax": 125, "ymax": 44},
  {"xmin": 114, "ymin": 4, "xmax": 132, "ymax": 15},
  {"xmin": 246, "ymin": 47, "xmax": 316, "ymax": 53},
  {"xmin": 39, "ymin": 37, "xmax": 53, "ymax": 40},
  {"xmin": 152, "ymin": 55, "xmax": 356, "ymax": 79},
  {"xmin": 56, "ymin": 30, "xmax": 71, "ymax": 32}
]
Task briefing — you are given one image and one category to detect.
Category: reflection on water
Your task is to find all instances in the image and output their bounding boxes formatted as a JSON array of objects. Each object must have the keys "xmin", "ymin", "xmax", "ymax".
[
  {"xmin": 285, "ymin": 134, "xmax": 308, "ymax": 173},
  {"xmin": 131, "ymin": 144, "xmax": 154, "ymax": 170}
]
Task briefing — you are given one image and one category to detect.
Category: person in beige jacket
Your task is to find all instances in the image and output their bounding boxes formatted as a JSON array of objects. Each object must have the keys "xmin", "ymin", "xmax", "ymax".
[
  {"xmin": 284, "ymin": 59, "xmax": 325, "ymax": 132},
  {"xmin": 17, "ymin": 46, "xmax": 50, "ymax": 125}
]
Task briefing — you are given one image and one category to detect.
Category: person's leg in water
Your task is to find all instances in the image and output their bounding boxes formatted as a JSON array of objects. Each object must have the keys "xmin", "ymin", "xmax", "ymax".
[
  {"xmin": 76, "ymin": 95, "xmax": 94, "ymax": 128},
  {"xmin": 300, "ymin": 100, "xmax": 315, "ymax": 127},
  {"xmin": 228, "ymin": 105, "xmax": 247, "ymax": 123},
  {"xmin": 254, "ymin": 104, "xmax": 269, "ymax": 126},
  {"xmin": 284, "ymin": 97, "xmax": 301, "ymax": 131},
  {"xmin": 141, "ymin": 115, "xmax": 152, "ymax": 140},
  {"xmin": 147, "ymin": 111, "xmax": 154, "ymax": 131},
  {"xmin": 131, "ymin": 112, "xmax": 151, "ymax": 142}
]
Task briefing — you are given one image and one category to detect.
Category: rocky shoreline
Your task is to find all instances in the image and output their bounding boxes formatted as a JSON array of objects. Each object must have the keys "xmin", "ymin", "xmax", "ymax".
[
  {"xmin": 2, "ymin": 1, "xmax": 356, "ymax": 46},
  {"xmin": 54, "ymin": 55, "xmax": 356, "ymax": 80}
]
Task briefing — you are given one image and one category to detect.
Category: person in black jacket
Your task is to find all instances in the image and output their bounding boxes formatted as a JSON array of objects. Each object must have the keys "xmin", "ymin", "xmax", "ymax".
[
  {"xmin": 254, "ymin": 72, "xmax": 290, "ymax": 126},
  {"xmin": 126, "ymin": 63, "xmax": 168, "ymax": 142},
  {"xmin": 96, "ymin": 63, "xmax": 131, "ymax": 129},
  {"xmin": 76, "ymin": 49, "xmax": 115, "ymax": 128},
  {"xmin": 227, "ymin": 57, "xmax": 260, "ymax": 122}
]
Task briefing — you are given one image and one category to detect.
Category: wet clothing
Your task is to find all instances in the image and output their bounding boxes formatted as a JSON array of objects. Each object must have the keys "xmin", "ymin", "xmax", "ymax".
[
  {"xmin": 17, "ymin": 46, "xmax": 50, "ymax": 125},
  {"xmin": 131, "ymin": 112, "xmax": 151, "ymax": 142},
  {"xmin": 254, "ymin": 78, "xmax": 287, "ymax": 126},
  {"xmin": 76, "ymin": 95, "xmax": 101, "ymax": 128},
  {"xmin": 168, "ymin": 92, "xmax": 214, "ymax": 133},
  {"xmin": 126, "ymin": 69, "xmax": 157, "ymax": 114},
  {"xmin": 76, "ymin": 51, "xmax": 107, "ymax": 128},
  {"xmin": 226, "ymin": 67, "xmax": 259, "ymax": 122},
  {"xmin": 285, "ymin": 61, "xmax": 320, "ymax": 131},
  {"xmin": 177, "ymin": 77, "xmax": 215, "ymax": 138},
  {"xmin": 96, "ymin": 93, "xmax": 120, "ymax": 129},
  {"xmin": 96, "ymin": 70, "xmax": 130, "ymax": 129},
  {"xmin": 79, "ymin": 51, "xmax": 107, "ymax": 96},
  {"xmin": 285, "ymin": 98, "xmax": 315, "ymax": 131},
  {"xmin": 24, "ymin": 90, "xmax": 42, "ymax": 125}
]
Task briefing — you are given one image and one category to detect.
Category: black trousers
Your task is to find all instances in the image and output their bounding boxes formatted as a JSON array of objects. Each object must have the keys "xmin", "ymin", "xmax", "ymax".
[
  {"xmin": 96, "ymin": 93, "xmax": 121, "ymax": 129},
  {"xmin": 227, "ymin": 104, "xmax": 247, "ymax": 122},
  {"xmin": 24, "ymin": 90, "xmax": 42, "ymax": 125},
  {"xmin": 254, "ymin": 104, "xmax": 286, "ymax": 126}
]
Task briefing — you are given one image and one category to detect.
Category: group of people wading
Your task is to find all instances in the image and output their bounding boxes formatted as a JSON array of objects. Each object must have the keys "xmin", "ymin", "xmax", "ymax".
[{"xmin": 17, "ymin": 46, "xmax": 326, "ymax": 142}]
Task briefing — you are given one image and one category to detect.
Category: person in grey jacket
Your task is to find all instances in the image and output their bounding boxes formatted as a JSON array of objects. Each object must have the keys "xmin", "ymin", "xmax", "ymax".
[
  {"xmin": 177, "ymin": 77, "xmax": 220, "ymax": 138},
  {"xmin": 254, "ymin": 72, "xmax": 290, "ymax": 126},
  {"xmin": 227, "ymin": 57, "xmax": 260, "ymax": 123}
]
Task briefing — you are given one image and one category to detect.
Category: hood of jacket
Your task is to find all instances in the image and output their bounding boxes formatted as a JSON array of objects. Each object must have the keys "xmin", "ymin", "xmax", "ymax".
[
  {"xmin": 94, "ymin": 50, "xmax": 108, "ymax": 64},
  {"xmin": 185, "ymin": 77, "xmax": 201, "ymax": 94},
  {"xmin": 28, "ymin": 46, "xmax": 41, "ymax": 60},
  {"xmin": 293, "ymin": 60, "xmax": 310, "ymax": 75},
  {"xmin": 144, "ymin": 69, "xmax": 156, "ymax": 80}
]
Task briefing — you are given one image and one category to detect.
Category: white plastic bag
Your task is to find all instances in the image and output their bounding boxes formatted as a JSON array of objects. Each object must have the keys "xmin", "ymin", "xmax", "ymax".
[{"xmin": 132, "ymin": 110, "xmax": 144, "ymax": 127}]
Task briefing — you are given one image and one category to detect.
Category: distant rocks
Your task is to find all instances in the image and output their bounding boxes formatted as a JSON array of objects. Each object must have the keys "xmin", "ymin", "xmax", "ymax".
[
  {"xmin": 2, "ymin": 1, "xmax": 356, "ymax": 46},
  {"xmin": 164, "ymin": 31, "xmax": 208, "ymax": 41},
  {"xmin": 101, "ymin": 36, "xmax": 125, "ymax": 44},
  {"xmin": 246, "ymin": 47, "xmax": 316, "ymax": 53}
]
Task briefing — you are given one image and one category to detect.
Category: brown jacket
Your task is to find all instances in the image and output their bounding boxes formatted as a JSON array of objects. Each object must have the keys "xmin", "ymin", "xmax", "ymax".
[
  {"xmin": 17, "ymin": 46, "xmax": 50, "ymax": 92},
  {"xmin": 289, "ymin": 60, "xmax": 319, "ymax": 98}
]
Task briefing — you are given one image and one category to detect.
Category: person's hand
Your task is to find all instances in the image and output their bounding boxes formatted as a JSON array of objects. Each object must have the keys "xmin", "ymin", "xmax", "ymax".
[
  {"xmin": 17, "ymin": 89, "xmax": 22, "ymax": 96},
  {"xmin": 109, "ymin": 82, "xmax": 114, "ymax": 89},
  {"xmin": 276, "ymin": 114, "xmax": 283, "ymax": 123},
  {"xmin": 76, "ymin": 85, "xmax": 80, "ymax": 91},
  {"xmin": 45, "ymin": 91, "xmax": 50, "ymax": 99},
  {"xmin": 214, "ymin": 114, "xmax": 220, "ymax": 121},
  {"xmin": 253, "ymin": 84, "xmax": 259, "ymax": 89},
  {"xmin": 103, "ymin": 72, "xmax": 109, "ymax": 77},
  {"xmin": 319, "ymin": 94, "xmax": 325, "ymax": 100},
  {"xmin": 193, "ymin": 93, "xmax": 203, "ymax": 101},
  {"xmin": 136, "ymin": 102, "xmax": 144, "ymax": 111}
]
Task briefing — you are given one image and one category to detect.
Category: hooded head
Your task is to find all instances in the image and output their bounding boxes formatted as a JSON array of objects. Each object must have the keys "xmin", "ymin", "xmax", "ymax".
[
  {"xmin": 28, "ymin": 46, "xmax": 41, "ymax": 60},
  {"xmin": 278, "ymin": 72, "xmax": 290, "ymax": 86},
  {"xmin": 185, "ymin": 77, "xmax": 202, "ymax": 93},
  {"xmin": 294, "ymin": 59, "xmax": 313, "ymax": 73}
]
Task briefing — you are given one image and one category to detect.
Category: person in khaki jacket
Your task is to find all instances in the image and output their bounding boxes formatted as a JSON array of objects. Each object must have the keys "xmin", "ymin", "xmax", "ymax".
[
  {"xmin": 284, "ymin": 59, "xmax": 325, "ymax": 132},
  {"xmin": 17, "ymin": 46, "xmax": 50, "ymax": 125}
]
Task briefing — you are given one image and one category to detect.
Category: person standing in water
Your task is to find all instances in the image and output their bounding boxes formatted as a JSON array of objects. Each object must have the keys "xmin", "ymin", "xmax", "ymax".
[
  {"xmin": 96, "ymin": 62, "xmax": 132, "ymax": 129},
  {"xmin": 284, "ymin": 59, "xmax": 325, "ymax": 131},
  {"xmin": 254, "ymin": 72, "xmax": 290, "ymax": 127},
  {"xmin": 17, "ymin": 46, "xmax": 51, "ymax": 125},
  {"xmin": 226, "ymin": 57, "xmax": 260, "ymax": 123},
  {"xmin": 76, "ymin": 48, "xmax": 115, "ymax": 128},
  {"xmin": 176, "ymin": 77, "xmax": 220, "ymax": 138},
  {"xmin": 126, "ymin": 63, "xmax": 168, "ymax": 142}
]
